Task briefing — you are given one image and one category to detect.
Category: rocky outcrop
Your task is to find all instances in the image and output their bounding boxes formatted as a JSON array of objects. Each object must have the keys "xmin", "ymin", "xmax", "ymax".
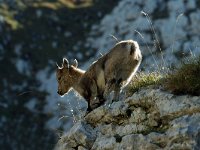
[
  {"xmin": 86, "ymin": 0, "xmax": 200, "ymax": 70},
  {"xmin": 55, "ymin": 87, "xmax": 200, "ymax": 150}
]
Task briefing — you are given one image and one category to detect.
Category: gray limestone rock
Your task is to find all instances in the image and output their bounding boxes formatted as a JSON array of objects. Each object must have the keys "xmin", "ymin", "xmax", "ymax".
[
  {"xmin": 55, "ymin": 121, "xmax": 96, "ymax": 150},
  {"xmin": 55, "ymin": 87, "xmax": 200, "ymax": 149}
]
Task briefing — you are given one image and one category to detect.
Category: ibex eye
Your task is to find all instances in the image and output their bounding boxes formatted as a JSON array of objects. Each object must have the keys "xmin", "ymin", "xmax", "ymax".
[{"xmin": 58, "ymin": 77, "xmax": 61, "ymax": 80}]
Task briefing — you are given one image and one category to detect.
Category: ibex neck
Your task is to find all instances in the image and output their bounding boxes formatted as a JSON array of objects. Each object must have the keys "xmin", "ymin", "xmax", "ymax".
[{"xmin": 72, "ymin": 68, "xmax": 85, "ymax": 95}]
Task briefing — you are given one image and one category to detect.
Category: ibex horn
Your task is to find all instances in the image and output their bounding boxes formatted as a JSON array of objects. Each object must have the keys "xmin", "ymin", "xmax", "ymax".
[
  {"xmin": 63, "ymin": 58, "xmax": 69, "ymax": 68},
  {"xmin": 73, "ymin": 59, "xmax": 78, "ymax": 68}
]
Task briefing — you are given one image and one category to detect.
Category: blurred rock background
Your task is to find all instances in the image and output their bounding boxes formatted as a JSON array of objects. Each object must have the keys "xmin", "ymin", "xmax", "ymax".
[
  {"xmin": 0, "ymin": 0, "xmax": 200, "ymax": 149},
  {"xmin": 0, "ymin": 0, "xmax": 118, "ymax": 149}
]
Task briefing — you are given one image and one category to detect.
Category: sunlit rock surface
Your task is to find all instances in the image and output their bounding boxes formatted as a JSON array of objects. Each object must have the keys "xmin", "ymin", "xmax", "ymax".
[{"xmin": 55, "ymin": 87, "xmax": 200, "ymax": 150}]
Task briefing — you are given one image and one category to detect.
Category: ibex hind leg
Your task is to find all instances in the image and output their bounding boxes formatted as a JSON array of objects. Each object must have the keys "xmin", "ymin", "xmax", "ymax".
[
  {"xmin": 112, "ymin": 84, "xmax": 121, "ymax": 102},
  {"xmin": 104, "ymin": 82, "xmax": 120, "ymax": 106},
  {"xmin": 86, "ymin": 104, "xmax": 92, "ymax": 113},
  {"xmin": 103, "ymin": 83, "xmax": 114, "ymax": 106},
  {"xmin": 90, "ymin": 97, "xmax": 102, "ymax": 109},
  {"xmin": 104, "ymin": 78, "xmax": 122, "ymax": 106},
  {"xmin": 119, "ymin": 88, "xmax": 126, "ymax": 101},
  {"xmin": 113, "ymin": 87, "xmax": 120, "ymax": 102},
  {"xmin": 113, "ymin": 78, "xmax": 123, "ymax": 102},
  {"xmin": 98, "ymin": 94, "xmax": 106, "ymax": 105},
  {"xmin": 104, "ymin": 87, "xmax": 120, "ymax": 107},
  {"xmin": 89, "ymin": 79, "xmax": 99, "ymax": 109},
  {"xmin": 86, "ymin": 99, "xmax": 99, "ymax": 114}
]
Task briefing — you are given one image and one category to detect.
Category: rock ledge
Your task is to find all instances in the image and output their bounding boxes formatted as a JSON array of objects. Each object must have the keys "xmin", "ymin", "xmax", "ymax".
[{"xmin": 55, "ymin": 88, "xmax": 200, "ymax": 150}]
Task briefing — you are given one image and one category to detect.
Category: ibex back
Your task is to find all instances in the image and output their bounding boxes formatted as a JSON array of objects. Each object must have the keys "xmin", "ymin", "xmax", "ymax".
[{"xmin": 56, "ymin": 40, "xmax": 142, "ymax": 112}]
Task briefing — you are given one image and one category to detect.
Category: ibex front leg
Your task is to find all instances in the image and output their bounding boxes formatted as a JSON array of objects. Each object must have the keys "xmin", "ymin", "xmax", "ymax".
[
  {"xmin": 103, "ymin": 79, "xmax": 116, "ymax": 105},
  {"xmin": 89, "ymin": 79, "xmax": 100, "ymax": 110},
  {"xmin": 113, "ymin": 78, "xmax": 123, "ymax": 102}
]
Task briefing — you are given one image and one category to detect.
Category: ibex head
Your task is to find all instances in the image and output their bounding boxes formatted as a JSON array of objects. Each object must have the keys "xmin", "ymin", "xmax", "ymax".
[{"xmin": 56, "ymin": 58, "xmax": 78, "ymax": 96}]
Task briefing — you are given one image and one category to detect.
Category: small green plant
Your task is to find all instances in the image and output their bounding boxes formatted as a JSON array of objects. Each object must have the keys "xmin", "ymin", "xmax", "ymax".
[
  {"xmin": 128, "ymin": 72, "xmax": 163, "ymax": 95},
  {"xmin": 165, "ymin": 56, "xmax": 200, "ymax": 96}
]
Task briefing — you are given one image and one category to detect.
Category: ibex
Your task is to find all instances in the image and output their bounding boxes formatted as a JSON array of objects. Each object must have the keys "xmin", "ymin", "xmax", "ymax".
[
  {"xmin": 56, "ymin": 40, "xmax": 142, "ymax": 112},
  {"xmin": 56, "ymin": 58, "xmax": 106, "ymax": 111}
]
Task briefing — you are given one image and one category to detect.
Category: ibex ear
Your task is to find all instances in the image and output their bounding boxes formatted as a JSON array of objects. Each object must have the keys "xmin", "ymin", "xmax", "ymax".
[
  {"xmin": 72, "ymin": 59, "xmax": 78, "ymax": 68},
  {"xmin": 63, "ymin": 58, "xmax": 69, "ymax": 68}
]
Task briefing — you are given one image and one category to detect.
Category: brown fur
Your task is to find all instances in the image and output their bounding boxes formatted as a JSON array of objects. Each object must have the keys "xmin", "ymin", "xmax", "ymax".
[
  {"xmin": 56, "ymin": 40, "xmax": 142, "ymax": 111},
  {"xmin": 56, "ymin": 59, "xmax": 104, "ymax": 111},
  {"xmin": 102, "ymin": 40, "xmax": 142, "ymax": 103}
]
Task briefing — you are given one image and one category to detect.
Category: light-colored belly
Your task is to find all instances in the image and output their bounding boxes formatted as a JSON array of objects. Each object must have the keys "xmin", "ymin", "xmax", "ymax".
[{"xmin": 97, "ymin": 69, "xmax": 105, "ymax": 90}]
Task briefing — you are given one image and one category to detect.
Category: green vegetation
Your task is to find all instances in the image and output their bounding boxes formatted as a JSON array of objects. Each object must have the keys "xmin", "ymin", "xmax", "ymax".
[
  {"xmin": 165, "ymin": 56, "xmax": 200, "ymax": 96},
  {"xmin": 128, "ymin": 56, "xmax": 200, "ymax": 96},
  {"xmin": 128, "ymin": 72, "xmax": 163, "ymax": 94}
]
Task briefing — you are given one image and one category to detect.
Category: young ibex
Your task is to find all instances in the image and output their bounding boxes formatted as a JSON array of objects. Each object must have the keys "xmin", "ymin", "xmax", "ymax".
[
  {"xmin": 56, "ymin": 40, "xmax": 142, "ymax": 111},
  {"xmin": 56, "ymin": 58, "xmax": 106, "ymax": 111}
]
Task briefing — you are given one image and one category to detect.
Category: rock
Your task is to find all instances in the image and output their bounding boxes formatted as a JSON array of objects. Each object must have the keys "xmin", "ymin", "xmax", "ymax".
[
  {"xmin": 78, "ymin": 146, "xmax": 88, "ymax": 150},
  {"xmin": 129, "ymin": 107, "xmax": 146, "ymax": 123},
  {"xmin": 119, "ymin": 134, "xmax": 160, "ymax": 150},
  {"xmin": 143, "ymin": 0, "xmax": 157, "ymax": 13},
  {"xmin": 55, "ymin": 121, "xmax": 97, "ymax": 150},
  {"xmin": 189, "ymin": 10, "xmax": 200, "ymax": 34},
  {"xmin": 91, "ymin": 136, "xmax": 117, "ymax": 150},
  {"xmin": 126, "ymin": 88, "xmax": 200, "ymax": 121},
  {"xmin": 167, "ymin": 0, "xmax": 185, "ymax": 14},
  {"xmin": 185, "ymin": 0, "xmax": 196, "ymax": 9},
  {"xmin": 85, "ymin": 101, "xmax": 128, "ymax": 126},
  {"xmin": 146, "ymin": 114, "xmax": 200, "ymax": 150},
  {"xmin": 56, "ymin": 87, "xmax": 200, "ymax": 149},
  {"xmin": 165, "ymin": 114, "xmax": 200, "ymax": 149}
]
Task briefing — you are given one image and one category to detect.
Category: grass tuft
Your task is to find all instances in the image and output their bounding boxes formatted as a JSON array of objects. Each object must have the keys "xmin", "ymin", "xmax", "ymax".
[
  {"xmin": 128, "ymin": 56, "xmax": 200, "ymax": 96},
  {"xmin": 128, "ymin": 72, "xmax": 163, "ymax": 94},
  {"xmin": 164, "ymin": 56, "xmax": 200, "ymax": 96}
]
